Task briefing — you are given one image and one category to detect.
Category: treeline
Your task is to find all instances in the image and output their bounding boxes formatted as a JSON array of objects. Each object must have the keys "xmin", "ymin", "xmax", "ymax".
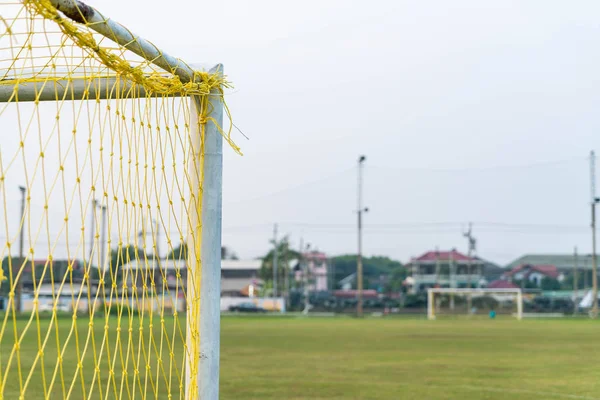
[{"xmin": 330, "ymin": 255, "xmax": 407, "ymax": 292}]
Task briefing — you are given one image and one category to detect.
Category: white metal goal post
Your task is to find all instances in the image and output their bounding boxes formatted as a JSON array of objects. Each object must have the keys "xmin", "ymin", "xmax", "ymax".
[{"xmin": 427, "ymin": 288, "xmax": 523, "ymax": 320}]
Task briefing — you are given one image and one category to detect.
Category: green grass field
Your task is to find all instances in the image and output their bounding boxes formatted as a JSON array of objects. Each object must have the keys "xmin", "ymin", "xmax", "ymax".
[
  {"xmin": 221, "ymin": 316, "xmax": 600, "ymax": 400},
  {"xmin": 1, "ymin": 315, "xmax": 600, "ymax": 399}
]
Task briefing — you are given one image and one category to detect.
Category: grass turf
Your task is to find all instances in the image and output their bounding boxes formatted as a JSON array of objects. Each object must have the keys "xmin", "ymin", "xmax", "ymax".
[
  {"xmin": 1, "ymin": 315, "xmax": 600, "ymax": 399},
  {"xmin": 220, "ymin": 316, "xmax": 600, "ymax": 400}
]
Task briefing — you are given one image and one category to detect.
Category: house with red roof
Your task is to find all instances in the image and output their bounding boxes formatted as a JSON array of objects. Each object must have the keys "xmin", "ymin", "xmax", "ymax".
[
  {"xmin": 502, "ymin": 264, "xmax": 564, "ymax": 287},
  {"xmin": 405, "ymin": 249, "xmax": 485, "ymax": 293}
]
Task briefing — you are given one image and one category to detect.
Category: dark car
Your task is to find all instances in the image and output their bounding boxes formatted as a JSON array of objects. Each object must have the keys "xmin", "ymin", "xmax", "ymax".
[{"xmin": 228, "ymin": 302, "xmax": 267, "ymax": 313}]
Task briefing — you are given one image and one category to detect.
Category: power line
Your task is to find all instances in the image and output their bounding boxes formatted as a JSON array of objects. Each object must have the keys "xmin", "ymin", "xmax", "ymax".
[
  {"xmin": 270, "ymin": 221, "xmax": 591, "ymax": 232},
  {"xmin": 0, "ymin": 221, "xmax": 590, "ymax": 250},
  {"xmin": 368, "ymin": 156, "xmax": 586, "ymax": 173},
  {"xmin": 223, "ymin": 167, "xmax": 355, "ymax": 205}
]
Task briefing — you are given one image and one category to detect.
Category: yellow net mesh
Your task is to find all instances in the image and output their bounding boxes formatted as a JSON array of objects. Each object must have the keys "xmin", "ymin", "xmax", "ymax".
[{"xmin": 0, "ymin": 1, "xmax": 237, "ymax": 398}]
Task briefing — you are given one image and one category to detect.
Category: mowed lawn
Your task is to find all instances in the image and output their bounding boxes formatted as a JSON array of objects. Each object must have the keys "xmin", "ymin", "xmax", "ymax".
[
  {"xmin": 1, "ymin": 315, "xmax": 600, "ymax": 399},
  {"xmin": 221, "ymin": 316, "xmax": 600, "ymax": 400}
]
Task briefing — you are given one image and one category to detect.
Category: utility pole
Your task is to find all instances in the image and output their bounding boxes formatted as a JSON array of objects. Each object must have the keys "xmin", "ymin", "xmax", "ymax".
[
  {"xmin": 100, "ymin": 204, "xmax": 107, "ymax": 272},
  {"xmin": 329, "ymin": 258, "xmax": 334, "ymax": 291},
  {"xmin": 301, "ymin": 239, "xmax": 310, "ymax": 314},
  {"xmin": 137, "ymin": 230, "xmax": 144, "ymax": 259},
  {"xmin": 357, "ymin": 155, "xmax": 367, "ymax": 317},
  {"xmin": 303, "ymin": 248, "xmax": 310, "ymax": 314},
  {"xmin": 584, "ymin": 256, "xmax": 589, "ymax": 290},
  {"xmin": 463, "ymin": 223, "xmax": 476, "ymax": 314},
  {"xmin": 16, "ymin": 185, "xmax": 26, "ymax": 313},
  {"xmin": 449, "ymin": 250, "xmax": 455, "ymax": 311},
  {"xmin": 331, "ymin": 258, "xmax": 335, "ymax": 292},
  {"xmin": 574, "ymin": 246, "xmax": 578, "ymax": 314},
  {"xmin": 435, "ymin": 247, "xmax": 440, "ymax": 287},
  {"xmin": 434, "ymin": 247, "xmax": 440, "ymax": 313},
  {"xmin": 272, "ymin": 223, "xmax": 278, "ymax": 298},
  {"xmin": 283, "ymin": 239, "xmax": 289, "ymax": 309},
  {"xmin": 590, "ymin": 150, "xmax": 599, "ymax": 318},
  {"xmin": 88, "ymin": 199, "xmax": 98, "ymax": 267},
  {"xmin": 154, "ymin": 218, "xmax": 161, "ymax": 260}
]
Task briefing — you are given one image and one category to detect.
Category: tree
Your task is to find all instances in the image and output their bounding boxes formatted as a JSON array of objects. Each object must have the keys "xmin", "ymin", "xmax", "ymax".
[
  {"xmin": 541, "ymin": 276, "xmax": 561, "ymax": 291},
  {"xmin": 110, "ymin": 245, "xmax": 144, "ymax": 268},
  {"xmin": 0, "ymin": 256, "xmax": 22, "ymax": 296},
  {"xmin": 167, "ymin": 243, "xmax": 238, "ymax": 260},
  {"xmin": 384, "ymin": 267, "xmax": 408, "ymax": 294},
  {"xmin": 93, "ymin": 245, "xmax": 146, "ymax": 285},
  {"xmin": 513, "ymin": 278, "xmax": 538, "ymax": 290},
  {"xmin": 168, "ymin": 243, "xmax": 188, "ymax": 260},
  {"xmin": 560, "ymin": 271, "xmax": 599, "ymax": 291},
  {"xmin": 221, "ymin": 246, "xmax": 239, "ymax": 260},
  {"xmin": 330, "ymin": 255, "xmax": 405, "ymax": 290},
  {"xmin": 260, "ymin": 236, "xmax": 300, "ymax": 295}
]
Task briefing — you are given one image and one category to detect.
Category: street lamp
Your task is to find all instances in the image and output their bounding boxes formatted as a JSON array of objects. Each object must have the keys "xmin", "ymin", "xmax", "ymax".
[
  {"xmin": 591, "ymin": 196, "xmax": 600, "ymax": 317},
  {"xmin": 357, "ymin": 155, "xmax": 368, "ymax": 317},
  {"xmin": 591, "ymin": 150, "xmax": 599, "ymax": 318},
  {"xmin": 303, "ymin": 243, "xmax": 311, "ymax": 314},
  {"xmin": 16, "ymin": 185, "xmax": 26, "ymax": 313}
]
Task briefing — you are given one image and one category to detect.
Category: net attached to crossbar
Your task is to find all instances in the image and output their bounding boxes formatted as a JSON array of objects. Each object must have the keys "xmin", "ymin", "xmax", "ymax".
[{"xmin": 0, "ymin": 1, "xmax": 238, "ymax": 398}]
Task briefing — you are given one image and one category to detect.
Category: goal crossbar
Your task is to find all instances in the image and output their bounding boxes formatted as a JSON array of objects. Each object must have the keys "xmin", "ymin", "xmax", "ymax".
[
  {"xmin": 427, "ymin": 288, "xmax": 523, "ymax": 320},
  {"xmin": 50, "ymin": 0, "xmax": 198, "ymax": 84},
  {"xmin": 0, "ymin": 77, "xmax": 154, "ymax": 103}
]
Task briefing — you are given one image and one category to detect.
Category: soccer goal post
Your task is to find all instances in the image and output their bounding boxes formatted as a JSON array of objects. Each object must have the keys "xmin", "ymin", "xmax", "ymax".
[
  {"xmin": 427, "ymin": 288, "xmax": 523, "ymax": 320},
  {"xmin": 0, "ymin": 0, "xmax": 237, "ymax": 399}
]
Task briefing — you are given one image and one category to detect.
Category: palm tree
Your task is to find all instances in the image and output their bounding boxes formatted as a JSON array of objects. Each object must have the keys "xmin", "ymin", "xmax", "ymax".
[{"xmin": 260, "ymin": 236, "xmax": 300, "ymax": 299}]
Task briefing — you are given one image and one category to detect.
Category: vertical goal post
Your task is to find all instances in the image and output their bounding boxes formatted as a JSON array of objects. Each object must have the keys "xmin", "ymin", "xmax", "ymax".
[
  {"xmin": 427, "ymin": 288, "xmax": 523, "ymax": 321},
  {"xmin": 0, "ymin": 0, "xmax": 238, "ymax": 399}
]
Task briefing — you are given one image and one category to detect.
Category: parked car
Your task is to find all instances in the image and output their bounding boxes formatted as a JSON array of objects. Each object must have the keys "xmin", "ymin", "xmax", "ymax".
[{"xmin": 228, "ymin": 302, "xmax": 267, "ymax": 313}]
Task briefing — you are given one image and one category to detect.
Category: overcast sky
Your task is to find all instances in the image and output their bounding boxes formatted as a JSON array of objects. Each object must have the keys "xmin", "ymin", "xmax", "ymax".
[
  {"xmin": 5, "ymin": 0, "xmax": 600, "ymax": 266},
  {"xmin": 113, "ymin": 0, "xmax": 600, "ymax": 265}
]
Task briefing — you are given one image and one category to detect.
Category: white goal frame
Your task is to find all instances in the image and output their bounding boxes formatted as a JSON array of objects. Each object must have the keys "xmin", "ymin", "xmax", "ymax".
[
  {"xmin": 427, "ymin": 288, "xmax": 523, "ymax": 320},
  {"xmin": 1, "ymin": 1, "xmax": 225, "ymax": 398}
]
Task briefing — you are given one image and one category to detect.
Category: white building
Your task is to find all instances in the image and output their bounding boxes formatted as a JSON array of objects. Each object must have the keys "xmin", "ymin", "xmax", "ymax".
[
  {"xmin": 295, "ymin": 251, "xmax": 329, "ymax": 292},
  {"xmin": 119, "ymin": 258, "xmax": 262, "ymax": 297}
]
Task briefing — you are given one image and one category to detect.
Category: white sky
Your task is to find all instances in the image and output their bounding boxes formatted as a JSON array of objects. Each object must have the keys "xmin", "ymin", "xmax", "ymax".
[{"xmin": 4, "ymin": 0, "xmax": 600, "ymax": 266}]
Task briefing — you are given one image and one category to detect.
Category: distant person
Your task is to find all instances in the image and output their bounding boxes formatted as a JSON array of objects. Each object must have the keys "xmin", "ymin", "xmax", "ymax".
[{"xmin": 489, "ymin": 310, "xmax": 496, "ymax": 319}]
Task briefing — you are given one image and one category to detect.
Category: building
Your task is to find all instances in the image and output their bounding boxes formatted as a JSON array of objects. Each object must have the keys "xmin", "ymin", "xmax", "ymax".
[
  {"xmin": 22, "ymin": 283, "xmax": 94, "ymax": 313},
  {"xmin": 478, "ymin": 258, "xmax": 506, "ymax": 282},
  {"xmin": 487, "ymin": 279, "xmax": 520, "ymax": 289},
  {"xmin": 119, "ymin": 258, "xmax": 262, "ymax": 297},
  {"xmin": 506, "ymin": 254, "xmax": 590, "ymax": 273},
  {"xmin": 502, "ymin": 264, "xmax": 563, "ymax": 287},
  {"xmin": 23, "ymin": 259, "xmax": 85, "ymax": 290},
  {"xmin": 405, "ymin": 249, "xmax": 485, "ymax": 293},
  {"xmin": 119, "ymin": 259, "xmax": 186, "ymax": 292},
  {"xmin": 295, "ymin": 251, "xmax": 329, "ymax": 292},
  {"xmin": 333, "ymin": 289, "xmax": 378, "ymax": 299},
  {"xmin": 338, "ymin": 273, "xmax": 356, "ymax": 291},
  {"xmin": 221, "ymin": 259, "xmax": 262, "ymax": 297}
]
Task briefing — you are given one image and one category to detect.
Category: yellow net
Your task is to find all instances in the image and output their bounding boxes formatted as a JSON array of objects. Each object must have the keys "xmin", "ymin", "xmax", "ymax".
[{"xmin": 0, "ymin": 1, "xmax": 237, "ymax": 398}]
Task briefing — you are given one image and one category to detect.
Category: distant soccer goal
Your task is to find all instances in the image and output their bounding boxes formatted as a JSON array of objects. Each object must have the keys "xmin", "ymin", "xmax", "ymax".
[
  {"xmin": 427, "ymin": 288, "xmax": 523, "ymax": 320},
  {"xmin": 0, "ymin": 0, "xmax": 239, "ymax": 399}
]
